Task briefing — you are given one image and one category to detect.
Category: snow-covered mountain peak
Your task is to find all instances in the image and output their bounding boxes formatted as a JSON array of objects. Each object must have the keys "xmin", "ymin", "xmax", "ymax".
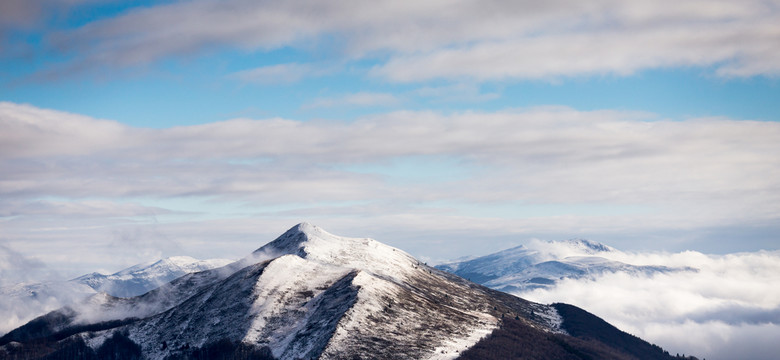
[
  {"xmin": 156, "ymin": 256, "xmax": 199, "ymax": 268},
  {"xmin": 254, "ymin": 223, "xmax": 419, "ymax": 279},
  {"xmin": 439, "ymin": 238, "xmax": 695, "ymax": 294},
  {"xmin": 562, "ymin": 238, "xmax": 614, "ymax": 254},
  {"xmin": 519, "ymin": 238, "xmax": 614, "ymax": 261},
  {"xmin": 109, "ymin": 256, "xmax": 198, "ymax": 278},
  {"xmin": 436, "ymin": 244, "xmax": 541, "ymax": 282},
  {"xmin": 73, "ymin": 255, "xmax": 233, "ymax": 298},
  {"xmin": 253, "ymin": 222, "xmax": 325, "ymax": 256},
  {"xmin": 1, "ymin": 224, "xmax": 683, "ymax": 360},
  {"xmin": 89, "ymin": 255, "xmax": 231, "ymax": 281}
]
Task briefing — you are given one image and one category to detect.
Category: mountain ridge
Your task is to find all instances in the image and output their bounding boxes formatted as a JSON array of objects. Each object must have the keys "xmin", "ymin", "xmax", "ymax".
[
  {"xmin": 436, "ymin": 238, "xmax": 696, "ymax": 293},
  {"xmin": 0, "ymin": 256, "xmax": 232, "ymax": 336},
  {"xmin": 0, "ymin": 223, "xmax": 687, "ymax": 360},
  {"xmin": 75, "ymin": 256, "xmax": 233, "ymax": 298}
]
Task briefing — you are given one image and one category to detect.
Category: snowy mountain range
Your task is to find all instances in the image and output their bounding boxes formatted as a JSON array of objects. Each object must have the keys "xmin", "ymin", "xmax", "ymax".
[
  {"xmin": 0, "ymin": 256, "xmax": 232, "ymax": 336},
  {"xmin": 0, "ymin": 223, "xmax": 685, "ymax": 360},
  {"xmin": 436, "ymin": 239, "xmax": 697, "ymax": 293},
  {"xmin": 74, "ymin": 256, "xmax": 234, "ymax": 298}
]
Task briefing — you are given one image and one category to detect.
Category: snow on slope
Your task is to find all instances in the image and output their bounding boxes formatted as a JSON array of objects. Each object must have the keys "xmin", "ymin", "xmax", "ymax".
[
  {"xmin": 435, "ymin": 245, "xmax": 541, "ymax": 283},
  {"xmin": 75, "ymin": 256, "xmax": 233, "ymax": 298},
  {"xmin": 125, "ymin": 223, "xmax": 521, "ymax": 360},
  {"xmin": 0, "ymin": 256, "xmax": 231, "ymax": 336},
  {"xmin": 11, "ymin": 223, "xmax": 568, "ymax": 360},
  {"xmin": 437, "ymin": 238, "xmax": 695, "ymax": 293},
  {"xmin": 252, "ymin": 222, "xmax": 421, "ymax": 279}
]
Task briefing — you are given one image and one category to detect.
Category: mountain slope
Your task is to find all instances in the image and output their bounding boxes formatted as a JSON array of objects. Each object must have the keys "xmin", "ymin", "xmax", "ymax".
[
  {"xmin": 1, "ymin": 223, "xmax": 684, "ymax": 360},
  {"xmin": 0, "ymin": 256, "xmax": 231, "ymax": 336},
  {"xmin": 74, "ymin": 256, "xmax": 232, "ymax": 298},
  {"xmin": 437, "ymin": 240, "xmax": 695, "ymax": 293}
]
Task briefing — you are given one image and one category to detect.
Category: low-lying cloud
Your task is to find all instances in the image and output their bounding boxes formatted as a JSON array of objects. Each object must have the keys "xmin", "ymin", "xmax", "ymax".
[{"xmin": 518, "ymin": 249, "xmax": 780, "ymax": 360}]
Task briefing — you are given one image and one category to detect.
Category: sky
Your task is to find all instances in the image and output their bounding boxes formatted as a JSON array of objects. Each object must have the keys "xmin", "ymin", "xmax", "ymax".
[
  {"xmin": 1, "ymin": 0, "xmax": 780, "ymax": 358},
  {"xmin": 2, "ymin": 0, "xmax": 780, "ymax": 274},
  {"xmin": 1, "ymin": 0, "xmax": 779, "ymax": 272}
]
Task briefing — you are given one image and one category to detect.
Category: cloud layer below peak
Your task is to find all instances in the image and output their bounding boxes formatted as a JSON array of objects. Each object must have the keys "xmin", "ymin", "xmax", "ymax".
[{"xmin": 518, "ymin": 249, "xmax": 780, "ymax": 360}]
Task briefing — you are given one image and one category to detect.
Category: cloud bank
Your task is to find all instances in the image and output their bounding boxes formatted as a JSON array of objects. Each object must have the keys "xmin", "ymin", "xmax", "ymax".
[
  {"xmin": 518, "ymin": 249, "xmax": 780, "ymax": 360},
  {"xmin": 2, "ymin": 101, "xmax": 779, "ymax": 274},
  {"xmin": 3, "ymin": 101, "xmax": 778, "ymax": 215}
]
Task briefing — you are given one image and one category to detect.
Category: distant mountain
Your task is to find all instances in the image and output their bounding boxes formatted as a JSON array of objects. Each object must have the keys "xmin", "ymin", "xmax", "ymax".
[
  {"xmin": 436, "ymin": 239, "xmax": 696, "ymax": 293},
  {"xmin": 0, "ymin": 256, "xmax": 231, "ymax": 336},
  {"xmin": 0, "ymin": 224, "xmax": 686, "ymax": 360},
  {"xmin": 0, "ymin": 281, "xmax": 96, "ymax": 338},
  {"xmin": 73, "ymin": 256, "xmax": 233, "ymax": 298}
]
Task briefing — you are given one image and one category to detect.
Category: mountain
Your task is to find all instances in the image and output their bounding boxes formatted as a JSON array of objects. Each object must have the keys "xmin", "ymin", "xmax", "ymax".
[
  {"xmin": 436, "ymin": 239, "xmax": 696, "ymax": 293},
  {"xmin": 0, "ymin": 256, "xmax": 232, "ymax": 336},
  {"xmin": 0, "ymin": 223, "xmax": 685, "ymax": 360},
  {"xmin": 74, "ymin": 256, "xmax": 234, "ymax": 298},
  {"xmin": 0, "ymin": 281, "xmax": 96, "ymax": 338}
]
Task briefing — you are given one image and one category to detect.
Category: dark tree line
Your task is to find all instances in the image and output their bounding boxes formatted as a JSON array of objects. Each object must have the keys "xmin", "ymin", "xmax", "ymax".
[
  {"xmin": 165, "ymin": 339, "xmax": 275, "ymax": 360},
  {"xmin": 0, "ymin": 332, "xmax": 277, "ymax": 360},
  {"xmin": 1, "ymin": 332, "xmax": 140, "ymax": 360},
  {"xmin": 456, "ymin": 304, "xmax": 696, "ymax": 360}
]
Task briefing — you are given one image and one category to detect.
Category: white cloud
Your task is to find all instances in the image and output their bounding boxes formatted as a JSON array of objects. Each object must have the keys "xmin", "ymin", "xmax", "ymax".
[
  {"xmin": 1, "ymin": 101, "xmax": 779, "ymax": 281},
  {"xmin": 0, "ymin": 102, "xmax": 132, "ymax": 158},
  {"xmin": 371, "ymin": 27, "xmax": 770, "ymax": 81},
  {"xmin": 0, "ymin": 0, "xmax": 100, "ymax": 29},
  {"xmin": 2, "ymin": 101, "xmax": 779, "ymax": 219},
  {"xmin": 23, "ymin": 0, "xmax": 780, "ymax": 80},
  {"xmin": 412, "ymin": 83, "xmax": 500, "ymax": 103},
  {"xmin": 517, "ymin": 249, "xmax": 780, "ymax": 360},
  {"xmin": 229, "ymin": 63, "xmax": 327, "ymax": 84},
  {"xmin": 0, "ymin": 200, "xmax": 173, "ymax": 218},
  {"xmin": 303, "ymin": 92, "xmax": 401, "ymax": 109},
  {"xmin": 0, "ymin": 243, "xmax": 51, "ymax": 287}
]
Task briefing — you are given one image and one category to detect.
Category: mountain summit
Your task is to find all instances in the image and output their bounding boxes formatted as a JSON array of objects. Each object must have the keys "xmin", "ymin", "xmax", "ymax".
[
  {"xmin": 1, "ymin": 224, "xmax": 683, "ymax": 360},
  {"xmin": 252, "ymin": 222, "xmax": 421, "ymax": 279},
  {"xmin": 436, "ymin": 238, "xmax": 693, "ymax": 293}
]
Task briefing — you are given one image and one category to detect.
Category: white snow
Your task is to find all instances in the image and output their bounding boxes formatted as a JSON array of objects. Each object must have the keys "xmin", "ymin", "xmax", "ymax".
[
  {"xmin": 268, "ymin": 222, "xmax": 421, "ymax": 280},
  {"xmin": 242, "ymin": 254, "xmax": 352, "ymax": 354},
  {"xmin": 534, "ymin": 304, "xmax": 566, "ymax": 334},
  {"xmin": 427, "ymin": 312, "xmax": 497, "ymax": 360},
  {"xmin": 441, "ymin": 239, "xmax": 694, "ymax": 293},
  {"xmin": 8, "ymin": 223, "xmax": 574, "ymax": 359},
  {"xmin": 85, "ymin": 256, "xmax": 233, "ymax": 289}
]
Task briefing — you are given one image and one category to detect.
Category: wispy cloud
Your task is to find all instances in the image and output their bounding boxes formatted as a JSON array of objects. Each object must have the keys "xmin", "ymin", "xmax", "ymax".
[
  {"xmin": 229, "ymin": 63, "xmax": 327, "ymax": 85},
  {"xmin": 17, "ymin": 0, "xmax": 780, "ymax": 80},
  {"xmin": 0, "ymin": 200, "xmax": 174, "ymax": 218},
  {"xmin": 0, "ymin": 243, "xmax": 50, "ymax": 286},
  {"xmin": 0, "ymin": 0, "xmax": 99, "ymax": 30},
  {"xmin": 412, "ymin": 83, "xmax": 500, "ymax": 103},
  {"xmin": 3, "ymin": 101, "xmax": 779, "ymax": 219},
  {"xmin": 371, "ymin": 22, "xmax": 780, "ymax": 81},
  {"xmin": 303, "ymin": 92, "xmax": 402, "ymax": 109}
]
